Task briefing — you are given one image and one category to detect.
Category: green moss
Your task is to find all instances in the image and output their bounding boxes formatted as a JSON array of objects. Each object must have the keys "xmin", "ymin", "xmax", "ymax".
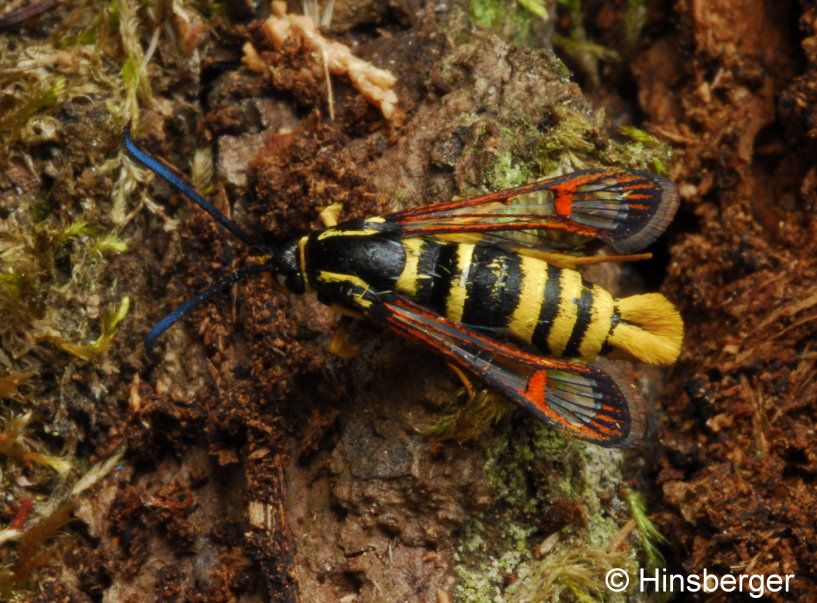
[
  {"xmin": 529, "ymin": 104, "xmax": 672, "ymax": 176},
  {"xmin": 1, "ymin": 210, "xmax": 132, "ymax": 358},
  {"xmin": 622, "ymin": 0, "xmax": 648, "ymax": 58},
  {"xmin": 59, "ymin": 0, "xmax": 121, "ymax": 48},
  {"xmin": 487, "ymin": 150, "xmax": 529, "ymax": 189},
  {"xmin": 424, "ymin": 388, "xmax": 513, "ymax": 443},
  {"xmin": 532, "ymin": 103, "xmax": 602, "ymax": 173},
  {"xmin": 506, "ymin": 544, "xmax": 636, "ymax": 601},
  {"xmin": 93, "ymin": 234, "xmax": 130, "ymax": 255},
  {"xmin": 626, "ymin": 489, "xmax": 667, "ymax": 572},
  {"xmin": 0, "ymin": 78, "xmax": 66, "ymax": 161},
  {"xmin": 120, "ymin": 57, "xmax": 141, "ymax": 91},
  {"xmin": 56, "ymin": 221, "xmax": 96, "ymax": 244},
  {"xmin": 0, "ymin": 0, "xmax": 169, "ymax": 594},
  {"xmin": 42, "ymin": 295, "xmax": 130, "ymax": 361},
  {"xmin": 469, "ymin": 0, "xmax": 550, "ymax": 44},
  {"xmin": 0, "ymin": 413, "xmax": 73, "ymax": 474},
  {"xmin": 610, "ymin": 126, "xmax": 673, "ymax": 175},
  {"xmin": 454, "ymin": 417, "xmax": 639, "ymax": 601},
  {"xmin": 553, "ymin": 0, "xmax": 650, "ymax": 88},
  {"xmin": 454, "ymin": 422, "xmax": 666, "ymax": 601},
  {"xmin": 482, "ymin": 99, "xmax": 672, "ymax": 197},
  {"xmin": 0, "ymin": 373, "xmax": 31, "ymax": 401}
]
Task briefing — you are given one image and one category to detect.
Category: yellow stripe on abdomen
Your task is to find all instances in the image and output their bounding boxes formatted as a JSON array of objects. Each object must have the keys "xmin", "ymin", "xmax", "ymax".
[
  {"xmin": 395, "ymin": 238, "xmax": 425, "ymax": 297},
  {"xmin": 445, "ymin": 244, "xmax": 476, "ymax": 323},
  {"xmin": 547, "ymin": 268, "xmax": 583, "ymax": 356},
  {"xmin": 577, "ymin": 285, "xmax": 614, "ymax": 360},
  {"xmin": 507, "ymin": 255, "xmax": 549, "ymax": 345}
]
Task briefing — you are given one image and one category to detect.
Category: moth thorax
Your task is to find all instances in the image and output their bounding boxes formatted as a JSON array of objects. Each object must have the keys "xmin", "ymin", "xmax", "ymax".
[{"xmin": 275, "ymin": 238, "xmax": 306, "ymax": 294}]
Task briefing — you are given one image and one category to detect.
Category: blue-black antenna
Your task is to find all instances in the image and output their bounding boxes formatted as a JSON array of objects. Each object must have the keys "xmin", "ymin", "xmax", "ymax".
[
  {"xmin": 122, "ymin": 123, "xmax": 262, "ymax": 250},
  {"xmin": 144, "ymin": 264, "xmax": 271, "ymax": 357},
  {"xmin": 123, "ymin": 123, "xmax": 275, "ymax": 355}
]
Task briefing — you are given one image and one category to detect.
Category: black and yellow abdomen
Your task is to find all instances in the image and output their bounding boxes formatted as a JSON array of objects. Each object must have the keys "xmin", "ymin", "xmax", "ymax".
[
  {"xmin": 395, "ymin": 239, "xmax": 616, "ymax": 362},
  {"xmin": 302, "ymin": 222, "xmax": 681, "ymax": 365}
]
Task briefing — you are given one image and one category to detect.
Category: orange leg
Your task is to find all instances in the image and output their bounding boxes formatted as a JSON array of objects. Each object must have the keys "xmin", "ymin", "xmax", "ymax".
[
  {"xmin": 447, "ymin": 363, "xmax": 476, "ymax": 400},
  {"xmin": 327, "ymin": 315, "xmax": 360, "ymax": 359}
]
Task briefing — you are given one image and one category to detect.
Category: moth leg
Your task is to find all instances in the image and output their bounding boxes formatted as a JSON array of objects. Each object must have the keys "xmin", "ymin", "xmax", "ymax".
[
  {"xmin": 327, "ymin": 315, "xmax": 360, "ymax": 359},
  {"xmin": 329, "ymin": 303, "xmax": 365, "ymax": 321},
  {"xmin": 446, "ymin": 362, "xmax": 476, "ymax": 400},
  {"xmin": 327, "ymin": 299, "xmax": 366, "ymax": 359},
  {"xmin": 319, "ymin": 203, "xmax": 344, "ymax": 228}
]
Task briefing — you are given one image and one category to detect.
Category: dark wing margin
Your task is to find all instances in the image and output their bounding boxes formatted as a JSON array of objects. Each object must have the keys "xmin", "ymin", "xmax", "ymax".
[
  {"xmin": 569, "ymin": 169, "xmax": 679, "ymax": 253},
  {"xmin": 366, "ymin": 296, "xmax": 646, "ymax": 448},
  {"xmin": 384, "ymin": 168, "xmax": 679, "ymax": 253}
]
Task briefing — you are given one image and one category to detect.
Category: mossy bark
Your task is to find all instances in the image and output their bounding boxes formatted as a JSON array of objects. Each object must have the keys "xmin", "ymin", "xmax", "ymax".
[{"xmin": 2, "ymin": 1, "xmax": 677, "ymax": 601}]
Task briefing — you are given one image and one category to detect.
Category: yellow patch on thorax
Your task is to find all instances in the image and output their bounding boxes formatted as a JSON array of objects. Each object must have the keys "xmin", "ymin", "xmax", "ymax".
[
  {"xmin": 298, "ymin": 235, "xmax": 314, "ymax": 293},
  {"xmin": 315, "ymin": 271, "xmax": 373, "ymax": 308}
]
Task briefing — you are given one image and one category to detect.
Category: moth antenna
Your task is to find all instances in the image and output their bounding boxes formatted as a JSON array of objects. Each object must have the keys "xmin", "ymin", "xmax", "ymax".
[
  {"xmin": 145, "ymin": 264, "xmax": 273, "ymax": 358},
  {"xmin": 122, "ymin": 123, "xmax": 263, "ymax": 250}
]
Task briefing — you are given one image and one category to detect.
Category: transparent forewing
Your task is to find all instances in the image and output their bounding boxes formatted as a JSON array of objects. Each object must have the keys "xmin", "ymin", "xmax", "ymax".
[
  {"xmin": 366, "ymin": 296, "xmax": 645, "ymax": 447},
  {"xmin": 385, "ymin": 168, "xmax": 679, "ymax": 253}
]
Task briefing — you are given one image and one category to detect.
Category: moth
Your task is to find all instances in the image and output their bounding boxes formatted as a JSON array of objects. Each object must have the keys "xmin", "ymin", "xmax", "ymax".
[{"xmin": 124, "ymin": 124, "xmax": 682, "ymax": 447}]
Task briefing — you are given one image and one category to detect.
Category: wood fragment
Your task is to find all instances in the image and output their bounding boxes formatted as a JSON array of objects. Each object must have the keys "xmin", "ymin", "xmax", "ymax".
[{"xmin": 243, "ymin": 1, "xmax": 401, "ymax": 122}]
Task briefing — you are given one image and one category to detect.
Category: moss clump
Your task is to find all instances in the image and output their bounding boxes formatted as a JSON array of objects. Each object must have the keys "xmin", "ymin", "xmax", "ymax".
[
  {"xmin": 454, "ymin": 418, "xmax": 641, "ymax": 601},
  {"xmin": 0, "ymin": 0, "xmax": 171, "ymax": 594},
  {"xmin": 39, "ymin": 295, "xmax": 130, "ymax": 362},
  {"xmin": 626, "ymin": 489, "xmax": 667, "ymax": 572},
  {"xmin": 424, "ymin": 388, "xmax": 514, "ymax": 444},
  {"xmin": 0, "ymin": 412, "xmax": 73, "ymax": 475},
  {"xmin": 470, "ymin": 0, "xmax": 551, "ymax": 44},
  {"xmin": 613, "ymin": 125, "xmax": 672, "ymax": 175},
  {"xmin": 531, "ymin": 103, "xmax": 673, "ymax": 177}
]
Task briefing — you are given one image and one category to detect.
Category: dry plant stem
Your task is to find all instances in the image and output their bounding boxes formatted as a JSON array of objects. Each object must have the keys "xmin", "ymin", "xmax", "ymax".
[
  {"xmin": 243, "ymin": 1, "xmax": 400, "ymax": 121},
  {"xmin": 0, "ymin": 0, "xmax": 58, "ymax": 29}
]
